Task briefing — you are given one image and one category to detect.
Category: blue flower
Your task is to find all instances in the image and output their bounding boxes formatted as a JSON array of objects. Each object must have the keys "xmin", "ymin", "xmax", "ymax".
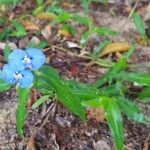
[
  {"xmin": 8, "ymin": 48, "xmax": 46, "ymax": 70},
  {"xmin": 1, "ymin": 64, "xmax": 34, "ymax": 88}
]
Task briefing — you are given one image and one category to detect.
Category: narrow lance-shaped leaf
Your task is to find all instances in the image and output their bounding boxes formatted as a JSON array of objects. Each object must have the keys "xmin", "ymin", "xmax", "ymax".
[
  {"xmin": 10, "ymin": 20, "xmax": 27, "ymax": 38},
  {"xmin": 104, "ymin": 98, "xmax": 124, "ymax": 150},
  {"xmin": 92, "ymin": 27, "xmax": 117, "ymax": 36},
  {"xmin": 94, "ymin": 45, "xmax": 135, "ymax": 87},
  {"xmin": 67, "ymin": 80, "xmax": 101, "ymax": 101},
  {"xmin": 0, "ymin": 78, "xmax": 11, "ymax": 92},
  {"xmin": 94, "ymin": 58, "xmax": 127, "ymax": 87},
  {"xmin": 116, "ymin": 71, "xmax": 150, "ymax": 86},
  {"xmin": 80, "ymin": 0, "xmax": 90, "ymax": 12},
  {"xmin": 117, "ymin": 97, "xmax": 148, "ymax": 123},
  {"xmin": 39, "ymin": 66, "xmax": 86, "ymax": 121},
  {"xmin": 138, "ymin": 87, "xmax": 150, "ymax": 103},
  {"xmin": 101, "ymin": 82, "xmax": 125, "ymax": 96},
  {"xmin": 3, "ymin": 44, "xmax": 11, "ymax": 62},
  {"xmin": 82, "ymin": 96, "xmax": 106, "ymax": 108},
  {"xmin": 0, "ymin": 27, "xmax": 11, "ymax": 40},
  {"xmin": 132, "ymin": 11, "xmax": 148, "ymax": 43},
  {"xmin": 82, "ymin": 96, "xmax": 124, "ymax": 150},
  {"xmin": 80, "ymin": 31, "xmax": 91, "ymax": 46},
  {"xmin": 72, "ymin": 14, "xmax": 92, "ymax": 27},
  {"xmin": 32, "ymin": 95, "xmax": 50, "ymax": 109},
  {"xmin": 16, "ymin": 87, "xmax": 30, "ymax": 137},
  {"xmin": 93, "ymin": 40, "xmax": 110, "ymax": 57}
]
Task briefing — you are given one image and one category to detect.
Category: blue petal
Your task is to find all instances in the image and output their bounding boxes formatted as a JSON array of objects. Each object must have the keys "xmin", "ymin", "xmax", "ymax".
[
  {"xmin": 1, "ymin": 64, "xmax": 17, "ymax": 84},
  {"xmin": 26, "ymin": 48, "xmax": 46, "ymax": 70},
  {"xmin": 18, "ymin": 70, "xmax": 33, "ymax": 88},
  {"xmin": 8, "ymin": 49, "xmax": 26, "ymax": 70}
]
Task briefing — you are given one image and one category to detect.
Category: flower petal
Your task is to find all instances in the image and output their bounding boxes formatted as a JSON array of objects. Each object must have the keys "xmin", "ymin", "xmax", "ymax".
[
  {"xmin": 8, "ymin": 49, "xmax": 26, "ymax": 70},
  {"xmin": 1, "ymin": 64, "xmax": 17, "ymax": 84},
  {"xmin": 26, "ymin": 48, "xmax": 46, "ymax": 70},
  {"xmin": 18, "ymin": 70, "xmax": 33, "ymax": 88}
]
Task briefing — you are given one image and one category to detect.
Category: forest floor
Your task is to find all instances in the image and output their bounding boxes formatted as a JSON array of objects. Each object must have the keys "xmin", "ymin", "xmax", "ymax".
[{"xmin": 0, "ymin": 0, "xmax": 150, "ymax": 150}]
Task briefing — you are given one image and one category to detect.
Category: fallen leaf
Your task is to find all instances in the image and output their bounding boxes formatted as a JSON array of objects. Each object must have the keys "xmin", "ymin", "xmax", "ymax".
[
  {"xmin": 58, "ymin": 29, "xmax": 70, "ymax": 37},
  {"xmin": 46, "ymin": 0, "xmax": 53, "ymax": 5},
  {"xmin": 62, "ymin": 2, "xmax": 74, "ymax": 8},
  {"xmin": 66, "ymin": 41, "xmax": 80, "ymax": 48},
  {"xmin": 100, "ymin": 42, "xmax": 131, "ymax": 57},
  {"xmin": 29, "ymin": 36, "xmax": 40, "ymax": 45},
  {"xmin": 0, "ymin": 42, "xmax": 17, "ymax": 50},
  {"xmin": 21, "ymin": 20, "xmax": 39, "ymax": 31},
  {"xmin": 19, "ymin": 37, "xmax": 29, "ymax": 48},
  {"xmin": 27, "ymin": 88, "xmax": 38, "ymax": 109},
  {"xmin": 135, "ymin": 35, "xmax": 146, "ymax": 45},
  {"xmin": 27, "ymin": 134, "xmax": 36, "ymax": 150},
  {"xmin": 36, "ymin": 12, "xmax": 57, "ymax": 21},
  {"xmin": 94, "ymin": 140, "xmax": 111, "ymax": 150},
  {"xmin": 41, "ymin": 25, "xmax": 51, "ymax": 40},
  {"xmin": 87, "ymin": 108, "xmax": 105, "ymax": 122}
]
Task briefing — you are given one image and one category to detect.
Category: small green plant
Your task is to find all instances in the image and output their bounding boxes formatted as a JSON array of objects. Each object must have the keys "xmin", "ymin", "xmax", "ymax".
[
  {"xmin": 0, "ymin": 1, "xmax": 149, "ymax": 150},
  {"xmin": 0, "ymin": 46, "xmax": 149, "ymax": 150}
]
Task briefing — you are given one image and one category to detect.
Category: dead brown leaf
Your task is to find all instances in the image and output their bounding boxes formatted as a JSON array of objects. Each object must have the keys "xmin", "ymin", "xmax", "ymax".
[
  {"xmin": 87, "ymin": 108, "xmax": 105, "ymax": 122},
  {"xmin": 21, "ymin": 20, "xmax": 39, "ymax": 31},
  {"xmin": 27, "ymin": 134, "xmax": 36, "ymax": 150},
  {"xmin": 36, "ymin": 12, "xmax": 57, "ymax": 21},
  {"xmin": 58, "ymin": 29, "xmax": 70, "ymax": 38},
  {"xmin": 100, "ymin": 42, "xmax": 131, "ymax": 57},
  {"xmin": 41, "ymin": 25, "xmax": 51, "ymax": 40},
  {"xmin": 27, "ymin": 88, "xmax": 39, "ymax": 109}
]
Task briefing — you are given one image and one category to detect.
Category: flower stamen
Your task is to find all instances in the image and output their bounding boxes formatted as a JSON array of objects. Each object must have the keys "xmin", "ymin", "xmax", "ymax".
[
  {"xmin": 13, "ymin": 72, "xmax": 22, "ymax": 81},
  {"xmin": 23, "ymin": 55, "xmax": 31, "ymax": 64}
]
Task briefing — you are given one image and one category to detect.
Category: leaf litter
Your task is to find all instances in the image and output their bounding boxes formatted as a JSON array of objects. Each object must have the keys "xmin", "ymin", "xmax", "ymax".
[{"xmin": 0, "ymin": 0, "xmax": 150, "ymax": 150}]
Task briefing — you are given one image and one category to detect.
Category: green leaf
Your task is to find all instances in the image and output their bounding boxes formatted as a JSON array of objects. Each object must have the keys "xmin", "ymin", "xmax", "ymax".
[
  {"xmin": 105, "ymin": 98, "xmax": 124, "ymax": 150},
  {"xmin": 116, "ymin": 72, "xmax": 150, "ymax": 86},
  {"xmin": 32, "ymin": 95, "xmax": 50, "ymax": 109},
  {"xmin": 92, "ymin": 27, "xmax": 117, "ymax": 36},
  {"xmin": 72, "ymin": 14, "xmax": 91, "ymax": 27},
  {"xmin": 0, "ymin": 78, "xmax": 11, "ymax": 92},
  {"xmin": 83, "ymin": 96, "xmax": 124, "ymax": 150},
  {"xmin": 94, "ymin": 58, "xmax": 114, "ymax": 67},
  {"xmin": 3, "ymin": 44, "xmax": 11, "ymax": 62},
  {"xmin": 36, "ymin": 0, "xmax": 43, "ymax": 7},
  {"xmin": 95, "ymin": 58, "xmax": 127, "ymax": 87},
  {"xmin": 0, "ymin": 27, "xmax": 11, "ymax": 40},
  {"xmin": 94, "ymin": 45, "xmax": 135, "ymax": 87},
  {"xmin": 51, "ymin": 12, "xmax": 72, "ymax": 25},
  {"xmin": 92, "ymin": 0, "xmax": 109, "ymax": 4},
  {"xmin": 16, "ymin": 87, "xmax": 30, "ymax": 137},
  {"xmin": 132, "ymin": 12, "xmax": 147, "ymax": 43},
  {"xmin": 61, "ymin": 24, "xmax": 76, "ymax": 36},
  {"xmin": 102, "ymin": 82, "xmax": 125, "ymax": 96},
  {"xmin": 35, "ymin": 77, "xmax": 54, "ymax": 95},
  {"xmin": 27, "ymin": 41, "xmax": 48, "ymax": 49},
  {"xmin": 67, "ymin": 80, "xmax": 100, "ymax": 101},
  {"xmin": 80, "ymin": 0, "xmax": 90, "ymax": 12},
  {"xmin": 80, "ymin": 31, "xmax": 91, "ymax": 46},
  {"xmin": 117, "ymin": 97, "xmax": 147, "ymax": 123},
  {"xmin": 0, "ymin": 0, "xmax": 20, "ymax": 5},
  {"xmin": 82, "ymin": 96, "xmax": 106, "ymax": 107},
  {"xmin": 46, "ymin": 5, "xmax": 64, "ymax": 15},
  {"xmin": 39, "ymin": 66, "xmax": 86, "ymax": 121},
  {"xmin": 93, "ymin": 40, "xmax": 110, "ymax": 56},
  {"xmin": 10, "ymin": 20, "xmax": 27, "ymax": 38},
  {"xmin": 138, "ymin": 87, "xmax": 150, "ymax": 103}
]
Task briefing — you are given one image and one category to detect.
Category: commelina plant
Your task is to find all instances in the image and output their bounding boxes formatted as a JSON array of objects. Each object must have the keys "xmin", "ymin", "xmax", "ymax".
[{"xmin": 0, "ymin": 47, "xmax": 149, "ymax": 150}]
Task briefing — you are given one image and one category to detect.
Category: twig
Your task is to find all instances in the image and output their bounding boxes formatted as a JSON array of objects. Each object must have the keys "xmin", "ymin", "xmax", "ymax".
[{"xmin": 52, "ymin": 45, "xmax": 113, "ymax": 67}]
